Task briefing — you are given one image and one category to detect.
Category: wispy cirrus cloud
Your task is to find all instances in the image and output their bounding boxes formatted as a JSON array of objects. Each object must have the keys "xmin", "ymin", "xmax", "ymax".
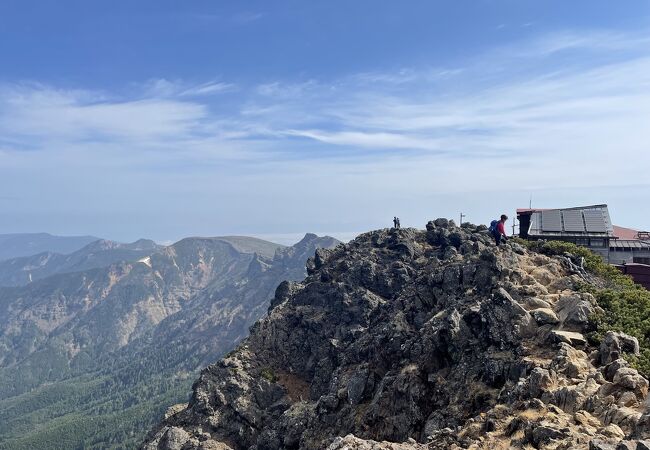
[
  {"xmin": 143, "ymin": 78, "xmax": 236, "ymax": 98},
  {"xmin": 0, "ymin": 84, "xmax": 208, "ymax": 144},
  {"xmin": 2, "ymin": 30, "xmax": 650, "ymax": 169},
  {"xmin": 232, "ymin": 30, "xmax": 650, "ymax": 168},
  {"xmin": 283, "ymin": 129, "xmax": 445, "ymax": 152},
  {"xmin": 1, "ymin": 28, "xmax": 650, "ymax": 240},
  {"xmin": 525, "ymin": 30, "xmax": 650, "ymax": 55}
]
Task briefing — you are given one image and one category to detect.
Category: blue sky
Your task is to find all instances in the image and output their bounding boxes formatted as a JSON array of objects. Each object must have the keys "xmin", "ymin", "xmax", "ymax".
[{"xmin": 0, "ymin": 1, "xmax": 649, "ymax": 244}]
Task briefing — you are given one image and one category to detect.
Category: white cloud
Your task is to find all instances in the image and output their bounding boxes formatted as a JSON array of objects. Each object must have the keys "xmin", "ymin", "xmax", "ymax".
[
  {"xmin": 0, "ymin": 84, "xmax": 211, "ymax": 143},
  {"xmin": 255, "ymin": 80, "xmax": 320, "ymax": 99},
  {"xmin": 283, "ymin": 129, "xmax": 443, "ymax": 151},
  {"xmin": 528, "ymin": 30, "xmax": 650, "ymax": 55},
  {"xmin": 180, "ymin": 81, "xmax": 236, "ymax": 97},
  {"xmin": 143, "ymin": 78, "xmax": 236, "ymax": 98},
  {"xmin": 3, "ymin": 30, "xmax": 650, "ymax": 174},
  {"xmin": 1, "ymin": 29, "xmax": 650, "ymax": 239}
]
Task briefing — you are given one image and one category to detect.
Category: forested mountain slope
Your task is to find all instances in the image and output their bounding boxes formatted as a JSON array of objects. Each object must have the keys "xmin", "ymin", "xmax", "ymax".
[{"xmin": 0, "ymin": 234, "xmax": 338, "ymax": 449}]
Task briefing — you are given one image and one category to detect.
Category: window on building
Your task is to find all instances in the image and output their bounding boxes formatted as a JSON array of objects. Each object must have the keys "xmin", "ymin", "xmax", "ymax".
[
  {"xmin": 575, "ymin": 238, "xmax": 589, "ymax": 246},
  {"xmin": 634, "ymin": 257, "xmax": 650, "ymax": 265},
  {"xmin": 590, "ymin": 239, "xmax": 605, "ymax": 247}
]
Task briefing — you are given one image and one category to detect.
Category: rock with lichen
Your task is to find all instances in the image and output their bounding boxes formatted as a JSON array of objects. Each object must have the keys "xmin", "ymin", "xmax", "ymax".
[{"xmin": 142, "ymin": 220, "xmax": 650, "ymax": 450}]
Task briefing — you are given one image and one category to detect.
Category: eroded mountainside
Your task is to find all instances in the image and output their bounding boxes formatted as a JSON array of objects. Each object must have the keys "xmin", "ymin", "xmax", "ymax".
[
  {"xmin": 0, "ymin": 238, "xmax": 161, "ymax": 286},
  {"xmin": 144, "ymin": 220, "xmax": 650, "ymax": 450},
  {"xmin": 0, "ymin": 234, "xmax": 338, "ymax": 450}
]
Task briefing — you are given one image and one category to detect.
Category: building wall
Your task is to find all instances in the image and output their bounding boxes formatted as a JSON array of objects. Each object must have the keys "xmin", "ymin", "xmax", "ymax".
[
  {"xmin": 591, "ymin": 247, "xmax": 610, "ymax": 261},
  {"xmin": 609, "ymin": 249, "xmax": 650, "ymax": 265},
  {"xmin": 616, "ymin": 264, "xmax": 650, "ymax": 290}
]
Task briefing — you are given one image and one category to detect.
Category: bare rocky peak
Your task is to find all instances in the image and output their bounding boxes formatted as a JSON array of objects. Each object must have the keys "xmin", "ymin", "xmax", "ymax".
[
  {"xmin": 274, "ymin": 233, "xmax": 342, "ymax": 278},
  {"xmin": 212, "ymin": 236, "xmax": 287, "ymax": 260},
  {"xmin": 143, "ymin": 219, "xmax": 650, "ymax": 450},
  {"xmin": 82, "ymin": 238, "xmax": 160, "ymax": 252},
  {"xmin": 165, "ymin": 235, "xmax": 288, "ymax": 262}
]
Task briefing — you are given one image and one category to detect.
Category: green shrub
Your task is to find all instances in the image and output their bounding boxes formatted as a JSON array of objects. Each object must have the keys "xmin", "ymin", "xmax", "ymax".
[
  {"xmin": 260, "ymin": 367, "xmax": 277, "ymax": 383},
  {"xmin": 519, "ymin": 238, "xmax": 650, "ymax": 376}
]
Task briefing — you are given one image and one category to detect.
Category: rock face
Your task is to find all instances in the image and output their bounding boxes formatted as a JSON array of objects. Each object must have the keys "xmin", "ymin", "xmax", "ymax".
[{"xmin": 143, "ymin": 221, "xmax": 650, "ymax": 450}]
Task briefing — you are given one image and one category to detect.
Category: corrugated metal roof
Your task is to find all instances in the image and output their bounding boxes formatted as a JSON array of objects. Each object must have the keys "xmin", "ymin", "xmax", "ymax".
[
  {"xmin": 541, "ymin": 210, "xmax": 562, "ymax": 231},
  {"xmin": 584, "ymin": 209, "xmax": 609, "ymax": 232},
  {"xmin": 525, "ymin": 205, "xmax": 613, "ymax": 237},
  {"xmin": 610, "ymin": 240, "xmax": 650, "ymax": 250},
  {"xmin": 517, "ymin": 208, "xmax": 537, "ymax": 213},
  {"xmin": 563, "ymin": 210, "xmax": 585, "ymax": 232}
]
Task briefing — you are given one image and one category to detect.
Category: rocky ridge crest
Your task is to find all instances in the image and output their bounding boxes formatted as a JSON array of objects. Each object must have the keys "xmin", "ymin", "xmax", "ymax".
[{"xmin": 143, "ymin": 220, "xmax": 650, "ymax": 450}]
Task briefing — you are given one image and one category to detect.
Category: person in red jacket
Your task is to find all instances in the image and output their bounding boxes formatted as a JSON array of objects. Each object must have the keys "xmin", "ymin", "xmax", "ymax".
[{"xmin": 495, "ymin": 214, "xmax": 508, "ymax": 245}]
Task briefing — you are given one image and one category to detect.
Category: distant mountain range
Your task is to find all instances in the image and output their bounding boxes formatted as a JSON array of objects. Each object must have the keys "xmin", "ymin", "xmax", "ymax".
[
  {"xmin": 0, "ymin": 233, "xmax": 339, "ymax": 449},
  {"xmin": 0, "ymin": 238, "xmax": 161, "ymax": 286},
  {"xmin": 0, "ymin": 233, "xmax": 101, "ymax": 261}
]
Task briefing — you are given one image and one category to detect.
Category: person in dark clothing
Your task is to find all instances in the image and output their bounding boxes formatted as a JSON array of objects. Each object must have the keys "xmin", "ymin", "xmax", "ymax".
[
  {"xmin": 393, "ymin": 216, "xmax": 401, "ymax": 229},
  {"xmin": 494, "ymin": 214, "xmax": 508, "ymax": 245}
]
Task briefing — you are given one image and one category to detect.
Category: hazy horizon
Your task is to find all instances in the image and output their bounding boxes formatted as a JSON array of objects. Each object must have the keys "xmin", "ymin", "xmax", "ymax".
[{"xmin": 0, "ymin": 229, "xmax": 358, "ymax": 247}]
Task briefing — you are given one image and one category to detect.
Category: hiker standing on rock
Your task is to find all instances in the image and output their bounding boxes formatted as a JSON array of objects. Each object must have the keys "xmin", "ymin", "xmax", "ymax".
[
  {"xmin": 489, "ymin": 214, "xmax": 508, "ymax": 245},
  {"xmin": 393, "ymin": 217, "xmax": 401, "ymax": 229}
]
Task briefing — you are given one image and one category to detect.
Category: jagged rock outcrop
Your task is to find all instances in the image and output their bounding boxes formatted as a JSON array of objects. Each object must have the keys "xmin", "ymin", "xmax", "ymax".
[{"xmin": 143, "ymin": 221, "xmax": 650, "ymax": 450}]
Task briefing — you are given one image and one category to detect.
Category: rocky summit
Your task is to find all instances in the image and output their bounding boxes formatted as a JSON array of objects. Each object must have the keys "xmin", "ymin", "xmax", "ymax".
[{"xmin": 143, "ymin": 220, "xmax": 650, "ymax": 450}]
